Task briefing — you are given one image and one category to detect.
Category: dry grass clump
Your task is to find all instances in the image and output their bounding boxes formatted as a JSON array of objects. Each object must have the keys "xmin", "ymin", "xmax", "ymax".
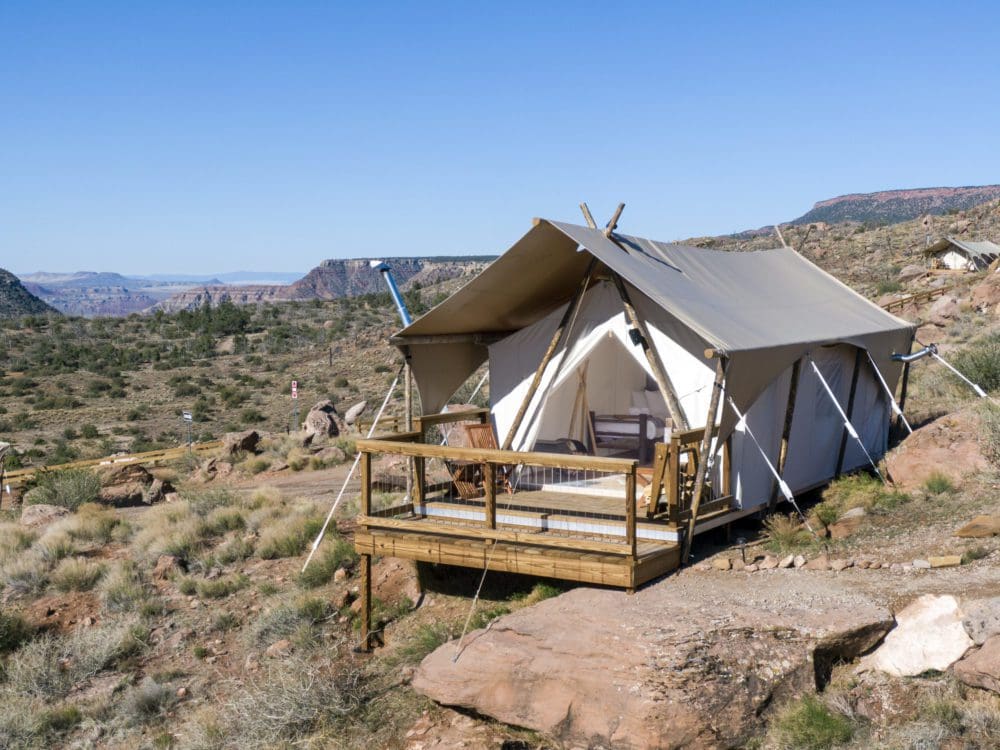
[
  {"xmin": 763, "ymin": 514, "xmax": 816, "ymax": 553},
  {"xmin": 216, "ymin": 536, "xmax": 254, "ymax": 564},
  {"xmin": 121, "ymin": 676, "xmax": 176, "ymax": 726},
  {"xmin": 33, "ymin": 529, "xmax": 77, "ymax": 563},
  {"xmin": 256, "ymin": 511, "xmax": 322, "ymax": 560},
  {"xmin": 810, "ymin": 472, "xmax": 910, "ymax": 533},
  {"xmin": 181, "ymin": 654, "xmax": 360, "ymax": 749},
  {"xmin": 3, "ymin": 616, "xmax": 146, "ymax": 700},
  {"xmin": 0, "ymin": 523, "xmax": 37, "ymax": 565},
  {"xmin": 298, "ymin": 534, "xmax": 356, "ymax": 589},
  {"xmin": 100, "ymin": 560, "xmax": 153, "ymax": 613},
  {"xmin": 1, "ymin": 555, "xmax": 50, "ymax": 596},
  {"xmin": 196, "ymin": 573, "xmax": 249, "ymax": 599},
  {"xmin": 51, "ymin": 556, "xmax": 106, "ymax": 592},
  {"xmin": 62, "ymin": 503, "xmax": 126, "ymax": 543},
  {"xmin": 981, "ymin": 402, "xmax": 1000, "ymax": 468}
]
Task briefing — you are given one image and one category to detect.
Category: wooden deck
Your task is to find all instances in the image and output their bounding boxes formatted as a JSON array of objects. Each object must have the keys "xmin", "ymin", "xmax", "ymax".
[{"xmin": 351, "ymin": 407, "xmax": 730, "ymax": 649}]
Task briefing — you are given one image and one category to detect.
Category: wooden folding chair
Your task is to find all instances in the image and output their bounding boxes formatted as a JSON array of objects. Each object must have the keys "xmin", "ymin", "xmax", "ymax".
[{"xmin": 463, "ymin": 423, "xmax": 514, "ymax": 495}]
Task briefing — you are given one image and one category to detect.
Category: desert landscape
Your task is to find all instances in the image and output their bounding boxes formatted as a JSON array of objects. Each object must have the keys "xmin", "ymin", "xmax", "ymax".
[{"xmin": 1, "ymin": 188, "xmax": 999, "ymax": 749}]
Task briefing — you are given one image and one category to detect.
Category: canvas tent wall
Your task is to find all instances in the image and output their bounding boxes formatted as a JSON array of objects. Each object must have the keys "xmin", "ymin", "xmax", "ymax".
[{"xmin": 392, "ymin": 217, "xmax": 916, "ymax": 513}]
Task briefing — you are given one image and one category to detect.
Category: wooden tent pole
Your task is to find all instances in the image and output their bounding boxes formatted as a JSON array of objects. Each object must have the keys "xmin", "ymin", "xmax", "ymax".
[
  {"xmin": 770, "ymin": 358, "xmax": 802, "ymax": 508},
  {"xmin": 682, "ymin": 355, "xmax": 727, "ymax": 563},
  {"xmin": 611, "ymin": 274, "xmax": 690, "ymax": 431},
  {"xmin": 501, "ymin": 259, "xmax": 597, "ymax": 450},
  {"xmin": 835, "ymin": 349, "xmax": 864, "ymax": 476}
]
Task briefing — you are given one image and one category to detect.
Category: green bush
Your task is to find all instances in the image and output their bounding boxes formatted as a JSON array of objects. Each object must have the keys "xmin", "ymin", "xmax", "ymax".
[
  {"xmin": 196, "ymin": 574, "xmax": 249, "ymax": 599},
  {"xmin": 24, "ymin": 468, "xmax": 101, "ymax": 510},
  {"xmin": 923, "ymin": 471, "xmax": 955, "ymax": 495},
  {"xmin": 298, "ymin": 537, "xmax": 356, "ymax": 589},
  {"xmin": 950, "ymin": 332, "xmax": 1000, "ymax": 395},
  {"xmin": 0, "ymin": 611, "xmax": 34, "ymax": 654},
  {"xmin": 772, "ymin": 695, "xmax": 854, "ymax": 749}
]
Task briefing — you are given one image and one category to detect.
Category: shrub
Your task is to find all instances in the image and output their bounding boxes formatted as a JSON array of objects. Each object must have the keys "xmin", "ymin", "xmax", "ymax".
[
  {"xmin": 923, "ymin": 471, "xmax": 955, "ymax": 495},
  {"xmin": 2, "ymin": 556, "xmax": 50, "ymax": 596},
  {"xmin": 201, "ymin": 507, "xmax": 246, "ymax": 537},
  {"xmin": 821, "ymin": 472, "xmax": 909, "ymax": 515},
  {"xmin": 216, "ymin": 536, "xmax": 254, "ymax": 564},
  {"xmin": 122, "ymin": 676, "xmax": 176, "ymax": 725},
  {"xmin": 763, "ymin": 514, "xmax": 814, "ymax": 552},
  {"xmin": 981, "ymin": 403, "xmax": 1000, "ymax": 468},
  {"xmin": 257, "ymin": 515, "xmax": 322, "ymax": 560},
  {"xmin": 0, "ymin": 524, "xmax": 37, "ymax": 565},
  {"xmin": 64, "ymin": 503, "xmax": 121, "ymax": 543},
  {"xmin": 4, "ymin": 617, "xmax": 147, "ymax": 700},
  {"xmin": 950, "ymin": 333, "xmax": 1000, "ymax": 395},
  {"xmin": 0, "ymin": 611, "xmax": 34, "ymax": 654},
  {"xmin": 772, "ymin": 694, "xmax": 854, "ymax": 750},
  {"xmin": 23, "ymin": 468, "xmax": 101, "ymax": 510},
  {"xmin": 33, "ymin": 530, "xmax": 76, "ymax": 563},
  {"xmin": 212, "ymin": 612, "xmax": 240, "ymax": 632},
  {"xmin": 195, "ymin": 656, "xmax": 360, "ymax": 748},
  {"xmin": 100, "ymin": 561, "xmax": 150, "ymax": 613},
  {"xmin": 298, "ymin": 537, "xmax": 356, "ymax": 589},
  {"xmin": 80, "ymin": 424, "xmax": 99, "ymax": 439},
  {"xmin": 196, "ymin": 574, "xmax": 249, "ymax": 599},
  {"xmin": 51, "ymin": 557, "xmax": 106, "ymax": 592}
]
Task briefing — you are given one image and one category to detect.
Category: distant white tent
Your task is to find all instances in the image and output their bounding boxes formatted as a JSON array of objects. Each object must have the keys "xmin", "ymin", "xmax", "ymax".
[{"xmin": 924, "ymin": 236, "xmax": 1000, "ymax": 271}]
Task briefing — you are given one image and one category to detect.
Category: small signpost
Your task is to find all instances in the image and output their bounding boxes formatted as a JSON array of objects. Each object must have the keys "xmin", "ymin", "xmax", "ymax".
[
  {"xmin": 182, "ymin": 411, "xmax": 193, "ymax": 448},
  {"xmin": 291, "ymin": 380, "xmax": 299, "ymax": 432}
]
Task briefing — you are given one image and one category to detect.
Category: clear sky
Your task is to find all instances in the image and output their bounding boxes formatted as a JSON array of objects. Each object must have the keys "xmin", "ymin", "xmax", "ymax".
[{"xmin": 3, "ymin": 1, "xmax": 1000, "ymax": 275}]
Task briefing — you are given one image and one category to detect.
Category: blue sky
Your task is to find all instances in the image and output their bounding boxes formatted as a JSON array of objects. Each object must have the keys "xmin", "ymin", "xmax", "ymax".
[{"xmin": 2, "ymin": 1, "xmax": 999, "ymax": 274}]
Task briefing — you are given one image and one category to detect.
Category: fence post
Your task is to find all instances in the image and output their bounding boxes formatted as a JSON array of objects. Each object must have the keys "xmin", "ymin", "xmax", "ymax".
[{"xmin": 625, "ymin": 464, "xmax": 637, "ymax": 558}]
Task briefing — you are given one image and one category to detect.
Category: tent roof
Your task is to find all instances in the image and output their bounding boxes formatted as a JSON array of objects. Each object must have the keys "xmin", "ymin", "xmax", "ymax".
[
  {"xmin": 924, "ymin": 236, "xmax": 1000, "ymax": 261},
  {"xmin": 398, "ymin": 218, "xmax": 913, "ymax": 356},
  {"xmin": 396, "ymin": 218, "xmax": 916, "ymax": 416}
]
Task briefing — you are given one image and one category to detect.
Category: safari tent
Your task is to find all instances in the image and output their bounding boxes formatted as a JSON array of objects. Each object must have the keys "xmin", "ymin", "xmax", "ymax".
[
  {"xmin": 924, "ymin": 236, "xmax": 1000, "ymax": 272},
  {"xmin": 350, "ymin": 215, "xmax": 917, "ymax": 646},
  {"xmin": 394, "ymin": 218, "xmax": 915, "ymax": 513}
]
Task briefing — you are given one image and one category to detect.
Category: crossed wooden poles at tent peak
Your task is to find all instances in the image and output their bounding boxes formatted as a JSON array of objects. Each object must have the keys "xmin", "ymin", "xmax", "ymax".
[{"xmin": 500, "ymin": 202, "xmax": 727, "ymax": 563}]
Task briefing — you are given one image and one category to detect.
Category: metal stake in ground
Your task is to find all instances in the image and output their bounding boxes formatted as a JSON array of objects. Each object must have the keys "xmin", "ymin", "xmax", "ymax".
[
  {"xmin": 182, "ymin": 410, "xmax": 193, "ymax": 449},
  {"xmin": 291, "ymin": 379, "xmax": 299, "ymax": 432}
]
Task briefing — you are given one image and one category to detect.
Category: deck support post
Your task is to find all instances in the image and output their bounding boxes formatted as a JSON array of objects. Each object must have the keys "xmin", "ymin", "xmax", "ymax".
[
  {"xmin": 404, "ymin": 358, "xmax": 414, "ymax": 504},
  {"xmin": 611, "ymin": 274, "xmax": 689, "ymax": 431},
  {"xmin": 835, "ymin": 349, "xmax": 864, "ymax": 477},
  {"xmin": 682, "ymin": 356, "xmax": 727, "ymax": 563},
  {"xmin": 359, "ymin": 553, "xmax": 373, "ymax": 651},
  {"xmin": 625, "ymin": 465, "xmax": 637, "ymax": 558},
  {"xmin": 771, "ymin": 358, "xmax": 802, "ymax": 507},
  {"xmin": 501, "ymin": 258, "xmax": 597, "ymax": 450},
  {"xmin": 484, "ymin": 462, "xmax": 496, "ymax": 529}
]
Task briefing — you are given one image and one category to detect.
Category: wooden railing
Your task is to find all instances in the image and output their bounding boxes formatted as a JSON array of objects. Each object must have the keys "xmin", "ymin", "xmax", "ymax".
[
  {"xmin": 880, "ymin": 284, "xmax": 954, "ymax": 313},
  {"xmin": 356, "ymin": 427, "xmax": 641, "ymax": 557}
]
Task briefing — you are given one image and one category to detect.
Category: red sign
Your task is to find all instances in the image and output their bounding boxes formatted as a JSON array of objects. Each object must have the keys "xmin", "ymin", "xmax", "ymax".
[{"xmin": 291, "ymin": 380, "xmax": 298, "ymax": 400}]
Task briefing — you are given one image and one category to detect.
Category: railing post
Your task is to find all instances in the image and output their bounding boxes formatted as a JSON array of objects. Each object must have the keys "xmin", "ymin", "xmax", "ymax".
[
  {"xmin": 359, "ymin": 553, "xmax": 372, "ymax": 651},
  {"xmin": 413, "ymin": 456, "xmax": 425, "ymax": 508},
  {"xmin": 360, "ymin": 451, "xmax": 371, "ymax": 516},
  {"xmin": 625, "ymin": 464, "xmax": 637, "ymax": 558},
  {"xmin": 484, "ymin": 462, "xmax": 496, "ymax": 529},
  {"xmin": 668, "ymin": 434, "xmax": 681, "ymax": 523}
]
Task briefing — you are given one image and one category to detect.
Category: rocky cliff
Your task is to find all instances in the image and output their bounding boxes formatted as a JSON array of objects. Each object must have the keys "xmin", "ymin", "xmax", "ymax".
[
  {"xmin": 154, "ymin": 256, "xmax": 492, "ymax": 312},
  {"xmin": 791, "ymin": 185, "xmax": 1000, "ymax": 226}
]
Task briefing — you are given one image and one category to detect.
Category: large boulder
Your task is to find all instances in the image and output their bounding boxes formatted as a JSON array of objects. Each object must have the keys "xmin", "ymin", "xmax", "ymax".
[
  {"xmin": 95, "ymin": 462, "xmax": 160, "ymax": 506},
  {"xmin": 302, "ymin": 400, "xmax": 345, "ymax": 439},
  {"xmin": 885, "ymin": 410, "xmax": 990, "ymax": 490},
  {"xmin": 897, "ymin": 264, "xmax": 925, "ymax": 283},
  {"xmin": 926, "ymin": 295, "xmax": 960, "ymax": 326},
  {"xmin": 859, "ymin": 594, "xmax": 973, "ymax": 677},
  {"xmin": 413, "ymin": 578, "xmax": 892, "ymax": 749},
  {"xmin": 344, "ymin": 400, "xmax": 368, "ymax": 426},
  {"xmin": 953, "ymin": 636, "xmax": 1000, "ymax": 694},
  {"xmin": 971, "ymin": 271, "xmax": 1000, "ymax": 316},
  {"xmin": 222, "ymin": 429, "xmax": 261, "ymax": 456},
  {"xmin": 20, "ymin": 503, "xmax": 70, "ymax": 527},
  {"xmin": 962, "ymin": 597, "xmax": 1000, "ymax": 645}
]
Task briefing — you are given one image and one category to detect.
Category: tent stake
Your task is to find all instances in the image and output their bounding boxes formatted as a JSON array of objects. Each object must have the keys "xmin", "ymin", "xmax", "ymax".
[
  {"xmin": 611, "ymin": 273, "xmax": 690, "ymax": 431},
  {"xmin": 682, "ymin": 356, "xmax": 727, "ymax": 563},
  {"xmin": 501, "ymin": 258, "xmax": 597, "ymax": 450}
]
